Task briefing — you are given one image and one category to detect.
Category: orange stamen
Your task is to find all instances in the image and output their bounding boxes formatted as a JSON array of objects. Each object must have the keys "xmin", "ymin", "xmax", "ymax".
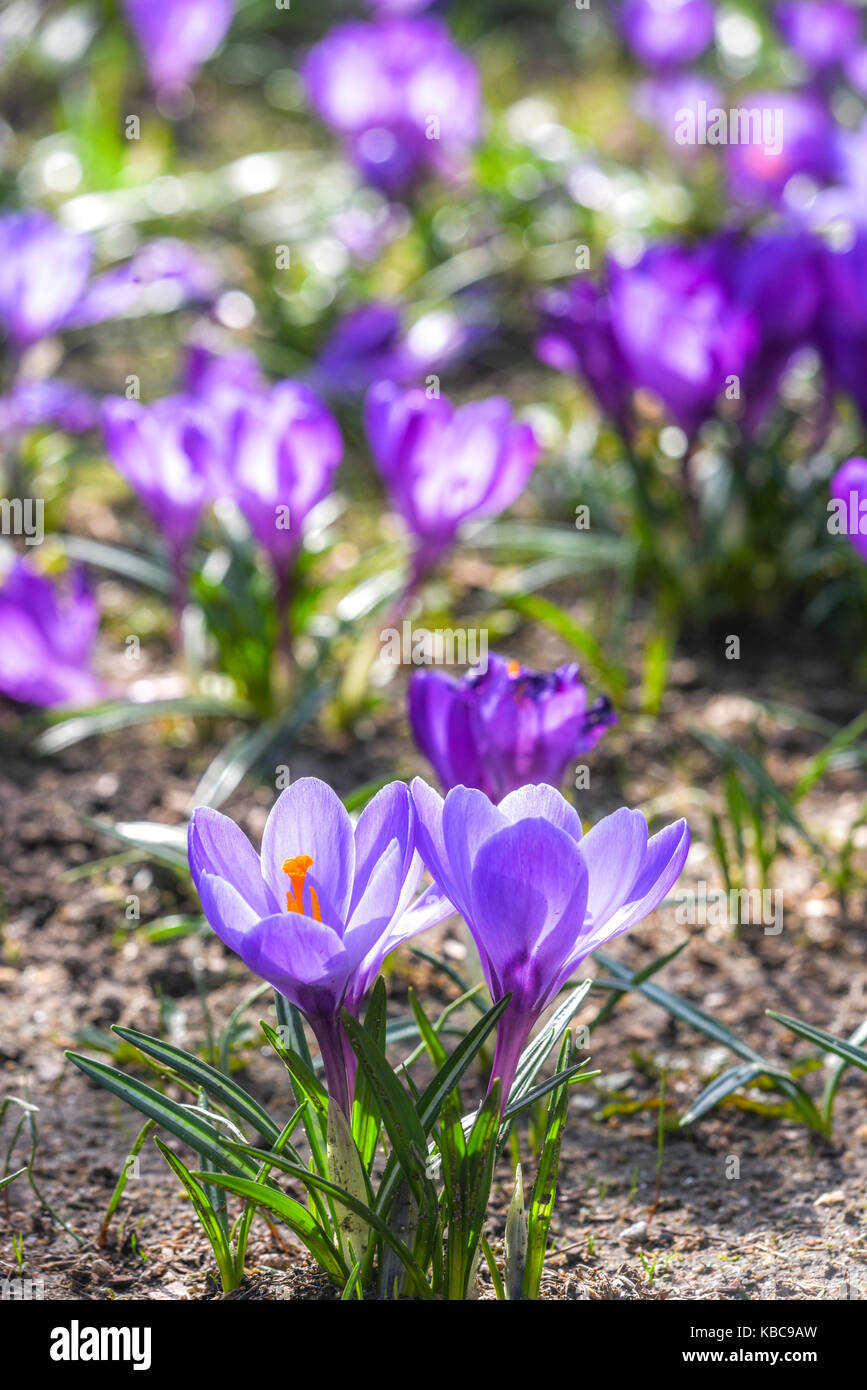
[
  {"xmin": 507, "ymin": 660, "xmax": 520, "ymax": 678},
  {"xmin": 282, "ymin": 854, "xmax": 321, "ymax": 922}
]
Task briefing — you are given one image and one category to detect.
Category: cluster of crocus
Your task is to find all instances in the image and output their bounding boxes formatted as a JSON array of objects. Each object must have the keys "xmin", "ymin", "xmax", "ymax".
[
  {"xmin": 0, "ymin": 556, "xmax": 106, "ymax": 708},
  {"xmin": 190, "ymin": 775, "xmax": 689, "ymax": 1114},
  {"xmin": 409, "ymin": 654, "xmax": 617, "ymax": 803},
  {"xmin": 538, "ymin": 241, "xmax": 757, "ymax": 440},
  {"xmin": 618, "ymin": 0, "xmax": 715, "ymax": 69},
  {"xmin": 122, "ymin": 0, "xmax": 236, "ymax": 96},
  {"xmin": 101, "ymin": 347, "xmax": 342, "ymax": 624},
  {"xmin": 364, "ymin": 382, "xmax": 540, "ymax": 579},
  {"xmin": 303, "ymin": 17, "xmax": 481, "ymax": 192},
  {"xmin": 538, "ymin": 228, "xmax": 867, "ymax": 438}
]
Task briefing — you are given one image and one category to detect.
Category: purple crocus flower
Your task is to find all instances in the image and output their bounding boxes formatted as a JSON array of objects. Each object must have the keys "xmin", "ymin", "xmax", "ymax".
[
  {"xmin": 100, "ymin": 395, "xmax": 213, "ymax": 611},
  {"xmin": 726, "ymin": 92, "xmax": 840, "ymax": 207},
  {"xmin": 123, "ymin": 0, "xmax": 235, "ymax": 93},
  {"xmin": 606, "ymin": 244, "xmax": 758, "ymax": 437},
  {"xmin": 830, "ymin": 457, "xmax": 867, "ymax": 561},
  {"xmin": 820, "ymin": 231, "xmax": 867, "ymax": 421},
  {"xmin": 409, "ymin": 654, "xmax": 617, "ymax": 803},
  {"xmin": 206, "ymin": 381, "xmax": 343, "ymax": 583},
  {"xmin": 0, "ymin": 379, "xmax": 99, "ymax": 435},
  {"xmin": 316, "ymin": 302, "xmax": 480, "ymax": 396},
  {"xmin": 0, "ymin": 212, "xmax": 92, "ymax": 348},
  {"xmin": 724, "ymin": 230, "xmax": 827, "ymax": 431},
  {"xmin": 619, "ymin": 0, "xmax": 715, "ymax": 68},
  {"xmin": 536, "ymin": 281, "xmax": 635, "ymax": 433},
  {"xmin": 303, "ymin": 19, "xmax": 480, "ymax": 192},
  {"xmin": 188, "ymin": 777, "xmax": 452, "ymax": 1112},
  {"xmin": 0, "ymin": 211, "xmax": 216, "ymax": 349},
  {"xmin": 775, "ymin": 1, "xmax": 860, "ymax": 74},
  {"xmin": 364, "ymin": 382, "xmax": 539, "ymax": 578},
  {"xmin": 412, "ymin": 779, "xmax": 690, "ymax": 1106},
  {"xmin": 544, "ymin": 244, "xmax": 757, "ymax": 439},
  {"xmin": 0, "ymin": 556, "xmax": 106, "ymax": 708}
]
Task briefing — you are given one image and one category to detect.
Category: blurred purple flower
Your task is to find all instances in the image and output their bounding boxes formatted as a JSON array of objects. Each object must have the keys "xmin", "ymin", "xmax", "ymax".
[
  {"xmin": 412, "ymin": 779, "xmax": 690, "ymax": 1105},
  {"xmin": 367, "ymin": 0, "xmax": 437, "ymax": 13},
  {"xmin": 303, "ymin": 19, "xmax": 480, "ymax": 192},
  {"xmin": 0, "ymin": 211, "xmax": 216, "ymax": 349},
  {"xmin": 100, "ymin": 395, "xmax": 213, "ymax": 588},
  {"xmin": 189, "ymin": 777, "xmax": 452, "ymax": 1112},
  {"xmin": 821, "ymin": 232, "xmax": 867, "ymax": 421},
  {"xmin": 0, "ymin": 212, "xmax": 92, "ymax": 347},
  {"xmin": 0, "ymin": 557, "xmax": 106, "ymax": 708},
  {"xmin": 775, "ymin": 1, "xmax": 860, "ymax": 73},
  {"xmin": 123, "ymin": 0, "xmax": 235, "ymax": 92},
  {"xmin": 726, "ymin": 92, "xmax": 840, "ymax": 207},
  {"xmin": 724, "ymin": 230, "xmax": 827, "ymax": 430},
  {"xmin": 619, "ymin": 0, "xmax": 715, "ymax": 68},
  {"xmin": 0, "ymin": 379, "xmax": 99, "ymax": 435},
  {"xmin": 541, "ymin": 244, "xmax": 757, "ymax": 438},
  {"xmin": 830, "ymin": 457, "xmax": 867, "ymax": 561},
  {"xmin": 536, "ymin": 281, "xmax": 634, "ymax": 431},
  {"xmin": 183, "ymin": 339, "xmax": 266, "ymax": 397},
  {"xmin": 204, "ymin": 381, "xmax": 343, "ymax": 579},
  {"xmin": 634, "ymin": 72, "xmax": 723, "ymax": 153},
  {"xmin": 364, "ymin": 381, "xmax": 540, "ymax": 576},
  {"xmin": 317, "ymin": 302, "xmax": 481, "ymax": 395},
  {"xmin": 409, "ymin": 654, "xmax": 617, "ymax": 803}
]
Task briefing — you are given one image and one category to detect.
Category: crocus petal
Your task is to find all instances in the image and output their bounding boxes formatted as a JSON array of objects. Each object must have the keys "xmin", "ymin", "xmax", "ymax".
[
  {"xmin": 441, "ymin": 785, "xmax": 507, "ymax": 916},
  {"xmin": 468, "ymin": 819, "xmax": 589, "ymax": 1010},
  {"xmin": 188, "ymin": 807, "xmax": 275, "ymax": 918},
  {"xmin": 259, "ymin": 778, "xmax": 355, "ymax": 925},
  {"xmin": 409, "ymin": 777, "xmax": 466, "ymax": 913},
  {"xmin": 350, "ymin": 780, "xmax": 415, "ymax": 916},
  {"xmin": 197, "ymin": 871, "xmax": 261, "ymax": 955},
  {"xmin": 592, "ymin": 818, "xmax": 691, "ymax": 942},
  {"xmin": 239, "ymin": 913, "xmax": 349, "ymax": 1015},
  {"xmin": 577, "ymin": 807, "xmax": 649, "ymax": 927},
  {"xmin": 497, "ymin": 784, "xmax": 584, "ymax": 842}
]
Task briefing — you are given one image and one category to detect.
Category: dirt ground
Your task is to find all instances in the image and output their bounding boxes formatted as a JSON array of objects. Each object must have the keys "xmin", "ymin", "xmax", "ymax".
[{"xmin": 2, "ymin": 632, "xmax": 866, "ymax": 1301}]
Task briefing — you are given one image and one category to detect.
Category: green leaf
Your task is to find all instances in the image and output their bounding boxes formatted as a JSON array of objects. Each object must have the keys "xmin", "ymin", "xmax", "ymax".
[
  {"xmin": 66, "ymin": 1052, "xmax": 261, "ymax": 1178},
  {"xmin": 767, "ymin": 1012, "xmax": 867, "ymax": 1074},
  {"xmin": 512, "ymin": 980, "xmax": 592, "ymax": 1100},
  {"xmin": 200, "ymin": 1161, "xmax": 431, "ymax": 1296},
  {"xmin": 793, "ymin": 710, "xmax": 867, "ymax": 801},
  {"xmin": 191, "ymin": 1169, "xmax": 347, "ymax": 1283},
  {"xmin": 352, "ymin": 979, "xmax": 386, "ymax": 1171},
  {"xmin": 52, "ymin": 534, "xmax": 171, "ymax": 593},
  {"xmin": 503, "ymin": 1060, "xmax": 597, "ymax": 1121},
  {"xmin": 112, "ymin": 1026, "xmax": 281, "ymax": 1146},
  {"xmin": 680, "ymin": 1062, "xmax": 773, "ymax": 1127},
  {"xmin": 524, "ymin": 1035, "xmax": 572, "ymax": 1299},
  {"xmin": 690, "ymin": 726, "xmax": 825, "ymax": 858},
  {"xmin": 36, "ymin": 698, "xmax": 246, "ymax": 756},
  {"xmin": 0, "ymin": 1167, "xmax": 26, "ymax": 1192},
  {"xmin": 341, "ymin": 1010, "xmax": 431, "ymax": 1199},
  {"xmin": 154, "ymin": 1139, "xmax": 238, "ymax": 1291}
]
